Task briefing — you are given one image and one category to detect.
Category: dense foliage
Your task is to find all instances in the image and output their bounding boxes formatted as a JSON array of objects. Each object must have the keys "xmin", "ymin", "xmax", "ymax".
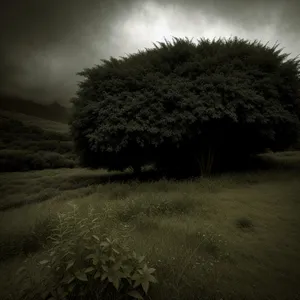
[
  {"xmin": 70, "ymin": 37, "xmax": 300, "ymax": 175},
  {"xmin": 17, "ymin": 204, "xmax": 157, "ymax": 300}
]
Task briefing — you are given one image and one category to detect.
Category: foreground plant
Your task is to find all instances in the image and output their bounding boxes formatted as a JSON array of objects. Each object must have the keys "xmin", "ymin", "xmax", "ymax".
[{"xmin": 17, "ymin": 203, "xmax": 157, "ymax": 300}]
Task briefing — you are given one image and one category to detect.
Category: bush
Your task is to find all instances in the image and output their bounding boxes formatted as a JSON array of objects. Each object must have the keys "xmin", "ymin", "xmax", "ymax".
[
  {"xmin": 17, "ymin": 203, "xmax": 157, "ymax": 300},
  {"xmin": 0, "ymin": 150, "xmax": 76, "ymax": 172},
  {"xmin": 70, "ymin": 36, "xmax": 300, "ymax": 175}
]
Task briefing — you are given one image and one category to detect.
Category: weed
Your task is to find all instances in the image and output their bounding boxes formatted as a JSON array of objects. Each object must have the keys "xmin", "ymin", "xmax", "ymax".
[{"xmin": 16, "ymin": 203, "xmax": 158, "ymax": 300}]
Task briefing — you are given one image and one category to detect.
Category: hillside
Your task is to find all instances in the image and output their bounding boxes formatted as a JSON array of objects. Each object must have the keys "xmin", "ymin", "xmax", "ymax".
[
  {"xmin": 0, "ymin": 108, "xmax": 77, "ymax": 172},
  {"xmin": 0, "ymin": 93, "xmax": 70, "ymax": 123},
  {"xmin": 0, "ymin": 110, "xmax": 69, "ymax": 133}
]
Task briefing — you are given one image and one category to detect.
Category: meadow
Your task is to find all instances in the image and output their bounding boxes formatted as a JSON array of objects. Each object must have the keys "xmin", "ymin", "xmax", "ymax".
[{"xmin": 0, "ymin": 150, "xmax": 300, "ymax": 300}]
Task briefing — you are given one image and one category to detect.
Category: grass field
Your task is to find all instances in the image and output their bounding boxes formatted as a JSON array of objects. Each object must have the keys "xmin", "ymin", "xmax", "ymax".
[{"xmin": 0, "ymin": 151, "xmax": 300, "ymax": 300}]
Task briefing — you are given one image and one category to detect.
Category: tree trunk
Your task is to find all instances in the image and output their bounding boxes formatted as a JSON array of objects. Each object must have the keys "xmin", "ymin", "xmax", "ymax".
[{"xmin": 198, "ymin": 145, "xmax": 215, "ymax": 177}]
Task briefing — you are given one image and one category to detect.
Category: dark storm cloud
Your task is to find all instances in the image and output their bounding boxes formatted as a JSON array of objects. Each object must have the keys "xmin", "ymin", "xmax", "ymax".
[
  {"xmin": 0, "ymin": 0, "xmax": 299, "ymax": 105},
  {"xmin": 0, "ymin": 0, "xmax": 136, "ymax": 104}
]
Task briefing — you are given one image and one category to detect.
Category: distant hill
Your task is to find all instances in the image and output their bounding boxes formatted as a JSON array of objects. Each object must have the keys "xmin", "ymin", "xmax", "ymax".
[
  {"xmin": 0, "ymin": 110, "xmax": 69, "ymax": 133},
  {"xmin": 0, "ymin": 93, "xmax": 71, "ymax": 123}
]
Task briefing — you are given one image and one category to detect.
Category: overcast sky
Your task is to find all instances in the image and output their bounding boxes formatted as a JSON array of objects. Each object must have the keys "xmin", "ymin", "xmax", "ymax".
[{"xmin": 1, "ymin": 0, "xmax": 299, "ymax": 106}]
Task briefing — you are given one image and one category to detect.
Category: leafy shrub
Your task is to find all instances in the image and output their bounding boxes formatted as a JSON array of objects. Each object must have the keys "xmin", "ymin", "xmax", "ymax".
[
  {"xmin": 70, "ymin": 36, "xmax": 300, "ymax": 176},
  {"xmin": 0, "ymin": 150, "xmax": 76, "ymax": 172},
  {"xmin": 17, "ymin": 203, "xmax": 157, "ymax": 300}
]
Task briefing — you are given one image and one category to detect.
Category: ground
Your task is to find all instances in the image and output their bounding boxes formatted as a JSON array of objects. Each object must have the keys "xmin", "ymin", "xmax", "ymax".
[{"xmin": 0, "ymin": 151, "xmax": 300, "ymax": 300}]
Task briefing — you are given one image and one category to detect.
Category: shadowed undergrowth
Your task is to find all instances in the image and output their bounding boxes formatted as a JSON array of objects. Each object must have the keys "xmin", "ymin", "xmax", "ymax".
[{"xmin": 1, "ymin": 151, "xmax": 299, "ymax": 212}]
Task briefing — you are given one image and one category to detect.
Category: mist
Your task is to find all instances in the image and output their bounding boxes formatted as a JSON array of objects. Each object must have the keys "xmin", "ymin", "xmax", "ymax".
[{"xmin": 1, "ymin": 0, "xmax": 299, "ymax": 106}]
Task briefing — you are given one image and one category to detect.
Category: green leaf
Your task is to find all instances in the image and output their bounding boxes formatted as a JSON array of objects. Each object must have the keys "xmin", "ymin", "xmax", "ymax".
[
  {"xmin": 84, "ymin": 266, "xmax": 95, "ymax": 273},
  {"xmin": 112, "ymin": 277, "xmax": 120, "ymax": 290},
  {"xmin": 67, "ymin": 276, "xmax": 75, "ymax": 284},
  {"xmin": 66, "ymin": 260, "xmax": 75, "ymax": 271},
  {"xmin": 92, "ymin": 235, "xmax": 100, "ymax": 241},
  {"xmin": 109, "ymin": 256, "xmax": 116, "ymax": 262},
  {"xmin": 133, "ymin": 279, "xmax": 141, "ymax": 289},
  {"xmin": 86, "ymin": 246, "xmax": 95, "ymax": 251},
  {"xmin": 75, "ymin": 271, "xmax": 88, "ymax": 281},
  {"xmin": 142, "ymin": 281, "xmax": 149, "ymax": 293},
  {"xmin": 94, "ymin": 271, "xmax": 101, "ymax": 279},
  {"xmin": 102, "ymin": 265, "xmax": 108, "ymax": 272},
  {"xmin": 100, "ymin": 241, "xmax": 110, "ymax": 248},
  {"xmin": 138, "ymin": 256, "xmax": 145, "ymax": 263},
  {"xmin": 132, "ymin": 273, "xmax": 141, "ymax": 281},
  {"xmin": 147, "ymin": 267, "xmax": 156, "ymax": 274},
  {"xmin": 85, "ymin": 253, "xmax": 96, "ymax": 260},
  {"xmin": 127, "ymin": 290, "xmax": 144, "ymax": 299},
  {"xmin": 148, "ymin": 274, "xmax": 158, "ymax": 283},
  {"xmin": 132, "ymin": 265, "xmax": 158, "ymax": 292},
  {"xmin": 16, "ymin": 266, "xmax": 26, "ymax": 275},
  {"xmin": 101, "ymin": 273, "xmax": 108, "ymax": 281},
  {"xmin": 121, "ymin": 264, "xmax": 134, "ymax": 276},
  {"xmin": 112, "ymin": 248, "xmax": 120, "ymax": 254},
  {"xmin": 112, "ymin": 260, "xmax": 122, "ymax": 271},
  {"xmin": 39, "ymin": 260, "xmax": 49, "ymax": 265}
]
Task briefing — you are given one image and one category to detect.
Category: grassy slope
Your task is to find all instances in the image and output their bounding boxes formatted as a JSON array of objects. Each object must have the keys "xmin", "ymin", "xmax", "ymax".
[
  {"xmin": 0, "ymin": 110, "xmax": 69, "ymax": 133},
  {"xmin": 0, "ymin": 94, "xmax": 70, "ymax": 123},
  {"xmin": 0, "ymin": 151, "xmax": 300, "ymax": 300},
  {"xmin": 0, "ymin": 109, "xmax": 77, "ymax": 172}
]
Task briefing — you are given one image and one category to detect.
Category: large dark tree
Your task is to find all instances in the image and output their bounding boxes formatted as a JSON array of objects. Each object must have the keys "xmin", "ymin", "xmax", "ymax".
[{"xmin": 70, "ymin": 37, "xmax": 300, "ymax": 175}]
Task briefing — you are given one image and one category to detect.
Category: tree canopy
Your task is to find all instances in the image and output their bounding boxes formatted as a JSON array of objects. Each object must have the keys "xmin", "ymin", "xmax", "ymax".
[{"xmin": 70, "ymin": 36, "xmax": 300, "ymax": 175}]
